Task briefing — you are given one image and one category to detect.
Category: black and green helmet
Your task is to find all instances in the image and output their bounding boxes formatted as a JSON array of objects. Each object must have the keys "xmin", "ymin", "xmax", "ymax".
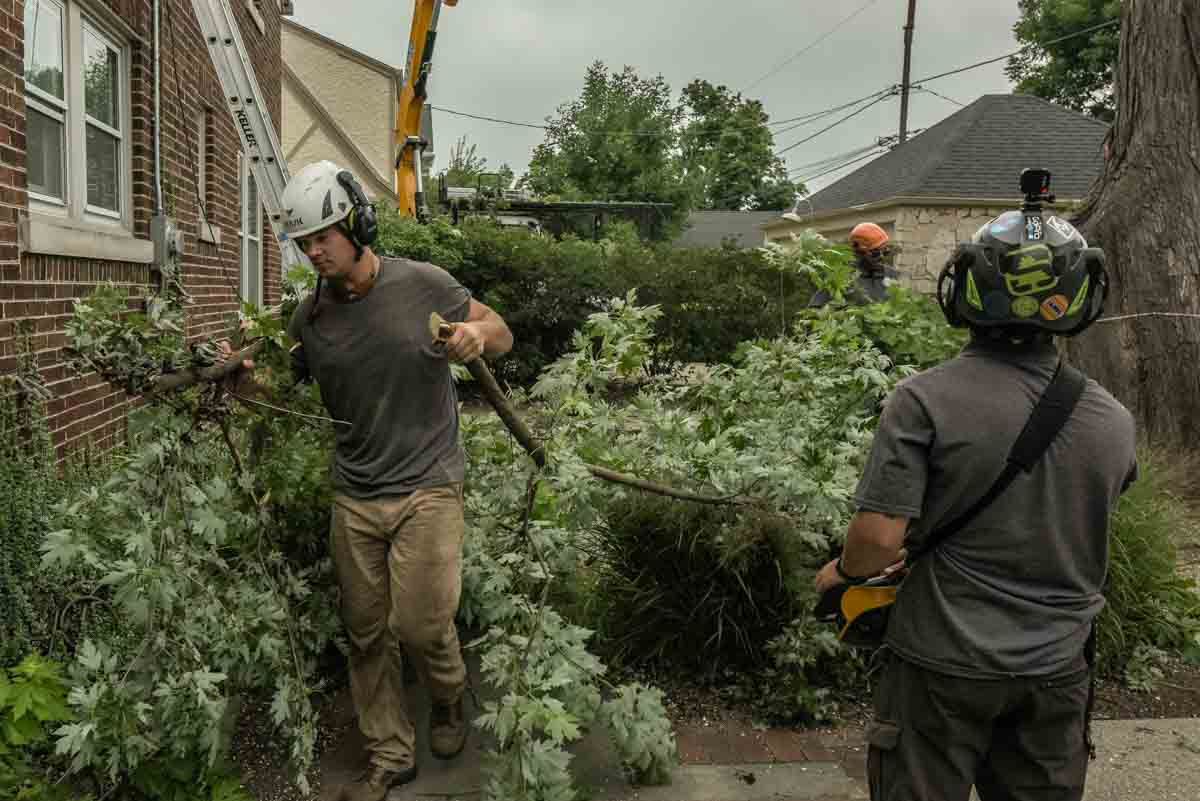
[{"xmin": 937, "ymin": 172, "xmax": 1109, "ymax": 336}]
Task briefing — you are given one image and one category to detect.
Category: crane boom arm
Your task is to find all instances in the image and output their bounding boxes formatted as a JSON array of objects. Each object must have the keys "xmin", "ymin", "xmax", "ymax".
[{"xmin": 395, "ymin": 0, "xmax": 458, "ymax": 219}]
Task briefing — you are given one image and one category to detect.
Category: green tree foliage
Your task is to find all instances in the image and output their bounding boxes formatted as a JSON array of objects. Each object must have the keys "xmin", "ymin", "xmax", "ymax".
[
  {"xmin": 523, "ymin": 62, "xmax": 691, "ymax": 231},
  {"xmin": 1006, "ymin": 0, "xmax": 1122, "ymax": 120},
  {"xmin": 371, "ymin": 207, "xmax": 815, "ymax": 385},
  {"xmin": 679, "ymin": 79, "xmax": 799, "ymax": 211},
  {"xmin": 441, "ymin": 135, "xmax": 515, "ymax": 191},
  {"xmin": 0, "ymin": 655, "xmax": 74, "ymax": 800}
]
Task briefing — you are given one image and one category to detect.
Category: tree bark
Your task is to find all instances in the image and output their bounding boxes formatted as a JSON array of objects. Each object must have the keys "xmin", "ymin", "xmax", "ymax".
[
  {"xmin": 150, "ymin": 341, "xmax": 266, "ymax": 394},
  {"xmin": 1067, "ymin": 0, "xmax": 1200, "ymax": 446}
]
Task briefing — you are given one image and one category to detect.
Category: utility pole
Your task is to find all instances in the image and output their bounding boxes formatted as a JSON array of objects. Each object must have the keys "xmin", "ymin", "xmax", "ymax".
[{"xmin": 899, "ymin": 0, "xmax": 917, "ymax": 144}]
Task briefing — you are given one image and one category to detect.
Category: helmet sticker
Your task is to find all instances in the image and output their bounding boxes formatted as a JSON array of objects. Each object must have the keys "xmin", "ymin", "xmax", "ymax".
[
  {"xmin": 1040, "ymin": 294, "xmax": 1070, "ymax": 321},
  {"xmin": 1024, "ymin": 214, "xmax": 1043, "ymax": 241},
  {"xmin": 1047, "ymin": 216, "xmax": 1076, "ymax": 240},
  {"xmin": 966, "ymin": 271, "xmax": 983, "ymax": 310},
  {"xmin": 1067, "ymin": 276, "xmax": 1091, "ymax": 316},
  {"xmin": 1012, "ymin": 296, "xmax": 1040, "ymax": 318},
  {"xmin": 322, "ymin": 190, "xmax": 334, "ymax": 220},
  {"xmin": 1004, "ymin": 244, "xmax": 1059, "ymax": 296}
]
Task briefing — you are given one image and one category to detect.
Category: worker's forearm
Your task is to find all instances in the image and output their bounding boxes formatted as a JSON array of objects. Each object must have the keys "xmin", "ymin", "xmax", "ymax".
[
  {"xmin": 840, "ymin": 523, "xmax": 906, "ymax": 577},
  {"xmin": 472, "ymin": 316, "xmax": 513, "ymax": 358}
]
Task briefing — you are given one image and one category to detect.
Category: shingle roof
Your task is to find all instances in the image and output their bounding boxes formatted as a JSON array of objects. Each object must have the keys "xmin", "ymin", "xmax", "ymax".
[
  {"xmin": 675, "ymin": 211, "xmax": 782, "ymax": 249},
  {"xmin": 803, "ymin": 94, "xmax": 1109, "ymax": 215}
]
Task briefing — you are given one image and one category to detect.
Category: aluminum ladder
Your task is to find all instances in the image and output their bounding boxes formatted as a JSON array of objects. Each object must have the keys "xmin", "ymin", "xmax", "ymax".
[{"xmin": 189, "ymin": 0, "xmax": 306, "ymax": 274}]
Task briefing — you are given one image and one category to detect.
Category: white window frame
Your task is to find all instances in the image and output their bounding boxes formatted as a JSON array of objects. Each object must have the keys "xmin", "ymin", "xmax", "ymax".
[
  {"xmin": 25, "ymin": 0, "xmax": 67, "ymax": 208},
  {"xmin": 239, "ymin": 152, "xmax": 264, "ymax": 306},
  {"xmin": 23, "ymin": 0, "xmax": 134, "ymax": 234}
]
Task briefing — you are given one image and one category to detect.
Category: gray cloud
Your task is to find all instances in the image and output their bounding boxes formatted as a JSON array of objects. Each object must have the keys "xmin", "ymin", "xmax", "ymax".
[{"xmin": 293, "ymin": 1, "xmax": 1023, "ymax": 194}]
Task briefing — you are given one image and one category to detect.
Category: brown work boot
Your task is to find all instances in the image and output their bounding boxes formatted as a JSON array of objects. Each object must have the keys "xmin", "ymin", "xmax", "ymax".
[
  {"xmin": 338, "ymin": 763, "xmax": 418, "ymax": 801},
  {"xmin": 429, "ymin": 697, "xmax": 468, "ymax": 760}
]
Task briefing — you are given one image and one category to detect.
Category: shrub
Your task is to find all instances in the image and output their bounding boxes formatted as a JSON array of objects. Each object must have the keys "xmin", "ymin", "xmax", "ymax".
[
  {"xmin": 588, "ymin": 495, "xmax": 801, "ymax": 671},
  {"xmin": 1097, "ymin": 448, "xmax": 1200, "ymax": 677},
  {"xmin": 371, "ymin": 207, "xmax": 818, "ymax": 385},
  {"xmin": 0, "ymin": 362, "xmax": 60, "ymax": 669},
  {"xmin": 0, "ymin": 654, "xmax": 74, "ymax": 800},
  {"xmin": 0, "ymin": 323, "xmax": 116, "ymax": 670}
]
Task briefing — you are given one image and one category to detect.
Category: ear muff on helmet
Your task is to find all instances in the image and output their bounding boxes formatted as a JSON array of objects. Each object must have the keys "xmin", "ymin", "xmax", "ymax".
[
  {"xmin": 936, "ymin": 244, "xmax": 981, "ymax": 329},
  {"xmin": 336, "ymin": 170, "xmax": 378, "ymax": 248}
]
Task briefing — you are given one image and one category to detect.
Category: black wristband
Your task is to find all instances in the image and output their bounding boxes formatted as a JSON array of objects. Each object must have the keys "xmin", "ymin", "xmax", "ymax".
[{"xmin": 836, "ymin": 556, "xmax": 871, "ymax": 585}]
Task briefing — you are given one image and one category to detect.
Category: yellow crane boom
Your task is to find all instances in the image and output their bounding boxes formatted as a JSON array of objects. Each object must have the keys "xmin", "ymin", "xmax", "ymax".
[{"xmin": 395, "ymin": 0, "xmax": 458, "ymax": 220}]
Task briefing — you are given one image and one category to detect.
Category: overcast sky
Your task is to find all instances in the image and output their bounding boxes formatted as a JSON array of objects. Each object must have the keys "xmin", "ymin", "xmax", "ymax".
[{"xmin": 292, "ymin": 0, "xmax": 1023, "ymax": 197}]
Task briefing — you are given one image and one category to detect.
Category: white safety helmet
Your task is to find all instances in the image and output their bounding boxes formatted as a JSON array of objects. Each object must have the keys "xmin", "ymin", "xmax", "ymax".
[{"xmin": 281, "ymin": 160, "xmax": 376, "ymax": 246}]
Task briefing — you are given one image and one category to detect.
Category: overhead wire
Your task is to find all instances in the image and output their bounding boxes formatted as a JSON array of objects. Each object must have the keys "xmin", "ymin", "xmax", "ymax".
[
  {"xmin": 768, "ymin": 88, "xmax": 897, "ymax": 130},
  {"xmin": 787, "ymin": 143, "xmax": 882, "ymax": 175},
  {"xmin": 742, "ymin": 0, "xmax": 886, "ymax": 93},
  {"xmin": 911, "ymin": 18, "xmax": 1120, "ymax": 85},
  {"xmin": 914, "ymin": 85, "xmax": 965, "ymax": 107},
  {"xmin": 797, "ymin": 148, "xmax": 886, "ymax": 184},
  {"xmin": 775, "ymin": 91, "xmax": 896, "ymax": 157}
]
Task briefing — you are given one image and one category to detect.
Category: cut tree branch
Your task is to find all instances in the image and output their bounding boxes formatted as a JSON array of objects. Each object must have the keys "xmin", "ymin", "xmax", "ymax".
[
  {"xmin": 430, "ymin": 313, "xmax": 751, "ymax": 507},
  {"xmin": 151, "ymin": 340, "xmax": 267, "ymax": 394}
]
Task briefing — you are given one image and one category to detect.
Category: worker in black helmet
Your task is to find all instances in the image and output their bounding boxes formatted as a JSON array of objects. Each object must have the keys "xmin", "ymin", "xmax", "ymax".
[{"xmin": 815, "ymin": 170, "xmax": 1138, "ymax": 801}]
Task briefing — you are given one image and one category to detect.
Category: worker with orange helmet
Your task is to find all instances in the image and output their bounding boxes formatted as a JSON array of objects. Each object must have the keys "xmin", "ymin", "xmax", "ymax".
[{"xmin": 808, "ymin": 221, "xmax": 900, "ymax": 308}]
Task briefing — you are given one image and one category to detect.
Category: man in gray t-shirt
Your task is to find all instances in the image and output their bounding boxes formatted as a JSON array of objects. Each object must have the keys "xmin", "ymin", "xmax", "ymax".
[
  {"xmin": 814, "ymin": 200, "xmax": 1136, "ymax": 801},
  {"xmin": 230, "ymin": 162, "xmax": 512, "ymax": 801}
]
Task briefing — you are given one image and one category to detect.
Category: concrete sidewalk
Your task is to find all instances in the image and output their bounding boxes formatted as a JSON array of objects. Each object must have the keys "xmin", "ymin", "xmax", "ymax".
[{"xmin": 312, "ymin": 659, "xmax": 1200, "ymax": 801}]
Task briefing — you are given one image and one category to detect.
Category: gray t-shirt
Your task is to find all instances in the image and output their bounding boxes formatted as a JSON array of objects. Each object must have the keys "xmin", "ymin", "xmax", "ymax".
[
  {"xmin": 854, "ymin": 338, "xmax": 1137, "ymax": 679},
  {"xmin": 288, "ymin": 257, "xmax": 472, "ymax": 499}
]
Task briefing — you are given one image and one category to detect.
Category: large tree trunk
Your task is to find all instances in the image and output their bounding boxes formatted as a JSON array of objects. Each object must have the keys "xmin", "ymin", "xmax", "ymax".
[{"xmin": 1067, "ymin": 0, "xmax": 1200, "ymax": 446}]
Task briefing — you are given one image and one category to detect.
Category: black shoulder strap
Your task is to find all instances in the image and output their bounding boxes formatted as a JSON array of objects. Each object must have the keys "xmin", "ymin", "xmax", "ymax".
[{"xmin": 909, "ymin": 361, "xmax": 1087, "ymax": 562}]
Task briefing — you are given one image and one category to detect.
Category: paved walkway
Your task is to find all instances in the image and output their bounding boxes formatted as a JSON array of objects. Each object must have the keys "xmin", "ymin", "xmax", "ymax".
[{"xmin": 308, "ymin": 656, "xmax": 1200, "ymax": 801}]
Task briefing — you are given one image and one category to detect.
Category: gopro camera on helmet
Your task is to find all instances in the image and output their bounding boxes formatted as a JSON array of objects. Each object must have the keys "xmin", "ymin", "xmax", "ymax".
[
  {"xmin": 935, "ymin": 169, "xmax": 1109, "ymax": 337},
  {"xmin": 1020, "ymin": 168, "xmax": 1054, "ymax": 208}
]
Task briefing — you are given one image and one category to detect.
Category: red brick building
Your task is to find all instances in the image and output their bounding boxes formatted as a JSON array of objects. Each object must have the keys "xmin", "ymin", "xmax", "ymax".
[{"xmin": 0, "ymin": 0, "xmax": 290, "ymax": 456}]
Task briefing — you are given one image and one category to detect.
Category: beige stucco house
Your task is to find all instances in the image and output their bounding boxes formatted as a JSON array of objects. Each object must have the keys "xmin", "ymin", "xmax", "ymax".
[
  {"xmin": 281, "ymin": 19, "xmax": 434, "ymax": 203},
  {"xmin": 762, "ymin": 94, "xmax": 1108, "ymax": 293}
]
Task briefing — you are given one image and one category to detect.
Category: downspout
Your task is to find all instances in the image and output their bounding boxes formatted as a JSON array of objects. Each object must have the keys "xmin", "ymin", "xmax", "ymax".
[{"xmin": 153, "ymin": 0, "xmax": 164, "ymax": 216}]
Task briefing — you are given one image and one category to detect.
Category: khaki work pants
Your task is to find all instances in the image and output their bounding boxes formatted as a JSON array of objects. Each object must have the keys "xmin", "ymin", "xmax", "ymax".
[{"xmin": 331, "ymin": 484, "xmax": 467, "ymax": 771}]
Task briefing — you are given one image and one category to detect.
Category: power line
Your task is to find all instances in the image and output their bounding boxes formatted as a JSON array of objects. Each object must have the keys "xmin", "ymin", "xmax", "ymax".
[
  {"xmin": 742, "ymin": 0, "xmax": 886, "ymax": 93},
  {"xmin": 432, "ymin": 106, "xmax": 548, "ymax": 130},
  {"xmin": 775, "ymin": 91, "xmax": 897, "ymax": 157},
  {"xmin": 769, "ymin": 88, "xmax": 897, "ymax": 128},
  {"xmin": 915, "ymin": 85, "xmax": 965, "ymax": 107},
  {"xmin": 798, "ymin": 148, "xmax": 886, "ymax": 184},
  {"xmin": 911, "ymin": 18, "xmax": 1120, "ymax": 85},
  {"xmin": 787, "ymin": 143, "xmax": 882, "ymax": 175},
  {"xmin": 433, "ymin": 104, "xmax": 813, "ymax": 142}
]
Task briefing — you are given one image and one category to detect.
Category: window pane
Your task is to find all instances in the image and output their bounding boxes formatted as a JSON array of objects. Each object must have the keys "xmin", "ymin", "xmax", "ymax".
[
  {"xmin": 28, "ymin": 107, "xmax": 65, "ymax": 199},
  {"xmin": 86, "ymin": 125, "xmax": 120, "ymax": 211},
  {"xmin": 24, "ymin": 0, "xmax": 65, "ymax": 100},
  {"xmin": 83, "ymin": 27, "xmax": 119, "ymax": 128}
]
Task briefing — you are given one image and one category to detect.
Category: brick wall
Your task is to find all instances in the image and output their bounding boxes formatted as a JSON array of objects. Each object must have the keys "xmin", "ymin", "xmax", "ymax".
[{"xmin": 0, "ymin": 0, "xmax": 285, "ymax": 458}]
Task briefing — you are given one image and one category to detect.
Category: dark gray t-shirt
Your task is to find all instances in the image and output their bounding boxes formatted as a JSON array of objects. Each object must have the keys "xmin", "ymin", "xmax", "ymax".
[
  {"xmin": 287, "ymin": 257, "xmax": 472, "ymax": 499},
  {"xmin": 854, "ymin": 339, "xmax": 1137, "ymax": 679}
]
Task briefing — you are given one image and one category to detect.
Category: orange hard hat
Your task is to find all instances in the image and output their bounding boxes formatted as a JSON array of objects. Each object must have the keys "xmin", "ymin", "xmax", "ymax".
[{"xmin": 849, "ymin": 222, "xmax": 889, "ymax": 252}]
